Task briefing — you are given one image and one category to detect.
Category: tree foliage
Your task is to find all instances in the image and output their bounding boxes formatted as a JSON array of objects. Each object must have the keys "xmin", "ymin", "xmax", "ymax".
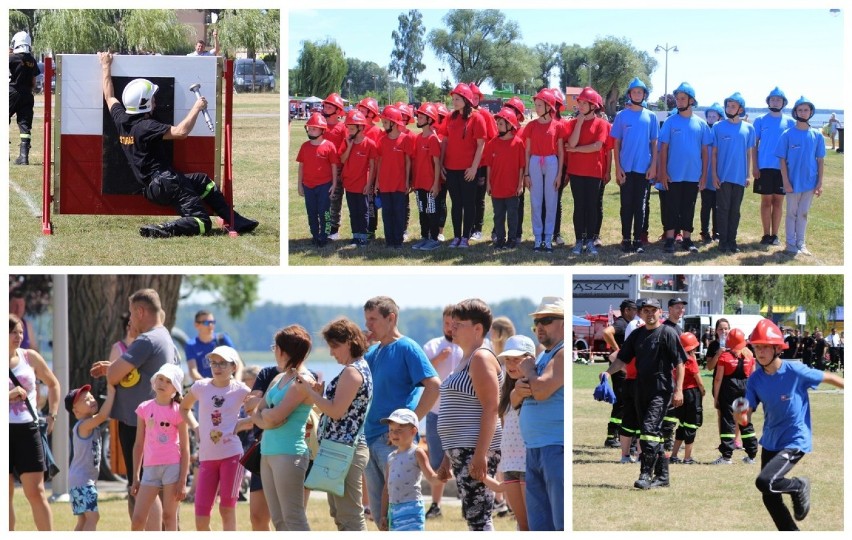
[
  {"xmin": 121, "ymin": 10, "xmax": 193, "ymax": 55},
  {"xmin": 217, "ymin": 9, "xmax": 279, "ymax": 60},
  {"xmin": 295, "ymin": 38, "xmax": 348, "ymax": 98},
  {"xmin": 558, "ymin": 43, "xmax": 593, "ymax": 89},
  {"xmin": 390, "ymin": 10, "xmax": 426, "ymax": 103},
  {"xmin": 590, "ymin": 36, "xmax": 657, "ymax": 118},
  {"xmin": 180, "ymin": 275, "xmax": 259, "ymax": 320},
  {"xmin": 725, "ymin": 275, "xmax": 843, "ymax": 327},
  {"xmin": 414, "ymin": 80, "xmax": 442, "ymax": 103},
  {"xmin": 33, "ymin": 9, "xmax": 122, "ymax": 54},
  {"xmin": 489, "ymin": 43, "xmax": 537, "ymax": 93},
  {"xmin": 344, "ymin": 58, "xmax": 389, "ymax": 100},
  {"xmin": 9, "ymin": 9, "xmax": 34, "ymax": 35},
  {"xmin": 533, "ymin": 43, "xmax": 560, "ymax": 90},
  {"xmin": 428, "ymin": 9, "xmax": 520, "ymax": 86}
]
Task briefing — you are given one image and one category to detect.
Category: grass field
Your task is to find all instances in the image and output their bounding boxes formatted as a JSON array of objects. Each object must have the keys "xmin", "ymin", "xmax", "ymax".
[
  {"xmin": 8, "ymin": 94, "xmax": 280, "ymax": 266},
  {"xmin": 287, "ymin": 118, "xmax": 843, "ymax": 266},
  {"xmin": 572, "ymin": 362, "xmax": 844, "ymax": 531},
  {"xmin": 10, "ymin": 487, "xmax": 518, "ymax": 532}
]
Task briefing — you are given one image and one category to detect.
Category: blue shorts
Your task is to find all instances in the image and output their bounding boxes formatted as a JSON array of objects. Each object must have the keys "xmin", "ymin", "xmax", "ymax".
[
  {"xmin": 70, "ymin": 485, "xmax": 99, "ymax": 515},
  {"xmin": 140, "ymin": 463, "xmax": 181, "ymax": 488},
  {"xmin": 389, "ymin": 499, "xmax": 425, "ymax": 531}
]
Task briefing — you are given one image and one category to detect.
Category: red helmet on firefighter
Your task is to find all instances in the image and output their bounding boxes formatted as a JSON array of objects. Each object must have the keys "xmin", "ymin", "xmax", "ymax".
[
  {"xmin": 305, "ymin": 112, "xmax": 328, "ymax": 130},
  {"xmin": 435, "ymin": 103, "xmax": 450, "ymax": 118},
  {"xmin": 357, "ymin": 97, "xmax": 380, "ymax": 118},
  {"xmin": 679, "ymin": 332, "xmax": 700, "ymax": 353},
  {"xmin": 415, "ymin": 103, "xmax": 439, "ymax": 124},
  {"xmin": 726, "ymin": 328, "xmax": 747, "ymax": 352},
  {"xmin": 381, "ymin": 106, "xmax": 406, "ymax": 127},
  {"xmin": 533, "ymin": 88, "xmax": 556, "ymax": 112},
  {"xmin": 494, "ymin": 108, "xmax": 520, "ymax": 131},
  {"xmin": 345, "ymin": 109, "xmax": 369, "ymax": 126},
  {"xmin": 394, "ymin": 102, "xmax": 413, "ymax": 123},
  {"xmin": 748, "ymin": 319, "xmax": 789, "ymax": 349},
  {"xmin": 322, "ymin": 92, "xmax": 345, "ymax": 111},
  {"xmin": 505, "ymin": 97, "xmax": 526, "ymax": 119},
  {"xmin": 577, "ymin": 87, "xmax": 603, "ymax": 111},
  {"xmin": 450, "ymin": 83, "xmax": 474, "ymax": 104}
]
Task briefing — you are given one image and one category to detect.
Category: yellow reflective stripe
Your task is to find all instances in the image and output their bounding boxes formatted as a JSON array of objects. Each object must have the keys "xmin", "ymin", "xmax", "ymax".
[
  {"xmin": 20, "ymin": 134, "xmax": 32, "ymax": 140},
  {"xmin": 620, "ymin": 427, "xmax": 639, "ymax": 435},
  {"xmin": 740, "ymin": 433, "xmax": 757, "ymax": 439},
  {"xmin": 201, "ymin": 182, "xmax": 214, "ymax": 198},
  {"xmin": 609, "ymin": 418, "xmax": 623, "ymax": 424},
  {"xmin": 640, "ymin": 434, "xmax": 664, "ymax": 443},
  {"xmin": 681, "ymin": 422, "xmax": 700, "ymax": 429},
  {"xmin": 720, "ymin": 433, "xmax": 736, "ymax": 439},
  {"xmin": 194, "ymin": 217, "xmax": 206, "ymax": 235},
  {"xmin": 663, "ymin": 416, "xmax": 678, "ymax": 423}
]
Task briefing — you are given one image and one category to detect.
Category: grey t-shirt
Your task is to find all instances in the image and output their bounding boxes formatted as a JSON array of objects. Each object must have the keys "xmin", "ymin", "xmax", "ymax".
[
  {"xmin": 387, "ymin": 445, "xmax": 422, "ymax": 505},
  {"xmin": 111, "ymin": 325, "xmax": 179, "ymax": 425},
  {"xmin": 69, "ymin": 422, "xmax": 100, "ymax": 488}
]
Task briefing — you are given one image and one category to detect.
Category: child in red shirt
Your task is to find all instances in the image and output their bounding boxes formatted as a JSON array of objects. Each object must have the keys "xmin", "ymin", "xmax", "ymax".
[
  {"xmin": 355, "ymin": 97, "xmax": 383, "ymax": 238},
  {"xmin": 296, "ymin": 113, "xmax": 340, "ymax": 247},
  {"xmin": 321, "ymin": 93, "xmax": 347, "ymax": 240},
  {"xmin": 410, "ymin": 104, "xmax": 443, "ymax": 251},
  {"xmin": 669, "ymin": 332, "xmax": 706, "ymax": 464},
  {"xmin": 712, "ymin": 329, "xmax": 758, "ymax": 464},
  {"xmin": 375, "ymin": 106, "xmax": 411, "ymax": 248},
  {"xmin": 340, "ymin": 110, "xmax": 378, "ymax": 247},
  {"xmin": 484, "ymin": 108, "xmax": 525, "ymax": 249}
]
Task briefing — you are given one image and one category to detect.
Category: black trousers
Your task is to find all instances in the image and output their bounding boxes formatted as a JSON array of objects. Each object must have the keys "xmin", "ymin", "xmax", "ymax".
[
  {"xmin": 664, "ymin": 182, "xmax": 700, "ymax": 233},
  {"xmin": 620, "ymin": 172, "xmax": 648, "ymax": 241},
  {"xmin": 700, "ymin": 188, "xmax": 717, "ymax": 236},
  {"xmin": 637, "ymin": 386, "xmax": 672, "ymax": 462},
  {"xmin": 607, "ymin": 370, "xmax": 627, "ymax": 439},
  {"xmin": 144, "ymin": 170, "xmax": 216, "ymax": 235},
  {"xmin": 593, "ymin": 181, "xmax": 606, "ymax": 238},
  {"xmin": 673, "ymin": 387, "xmax": 703, "ymax": 444},
  {"xmin": 569, "ymin": 174, "xmax": 601, "ymax": 242},
  {"xmin": 716, "ymin": 182, "xmax": 745, "ymax": 248},
  {"xmin": 552, "ymin": 173, "xmax": 567, "ymax": 238},
  {"xmin": 718, "ymin": 379, "xmax": 758, "ymax": 459},
  {"xmin": 756, "ymin": 448, "xmax": 806, "ymax": 531},
  {"xmin": 345, "ymin": 191, "xmax": 369, "ymax": 239},
  {"xmin": 436, "ymin": 183, "xmax": 449, "ymax": 229},
  {"xmin": 446, "ymin": 169, "xmax": 478, "ymax": 239},
  {"xmin": 492, "ymin": 196, "xmax": 519, "ymax": 242},
  {"xmin": 473, "ymin": 166, "xmax": 487, "ymax": 234},
  {"xmin": 380, "ymin": 191, "xmax": 407, "ymax": 246},
  {"xmin": 9, "ymin": 87, "xmax": 34, "ymax": 140},
  {"xmin": 329, "ymin": 179, "xmax": 344, "ymax": 233},
  {"xmin": 415, "ymin": 188, "xmax": 440, "ymax": 240},
  {"xmin": 658, "ymin": 188, "xmax": 671, "ymax": 232}
]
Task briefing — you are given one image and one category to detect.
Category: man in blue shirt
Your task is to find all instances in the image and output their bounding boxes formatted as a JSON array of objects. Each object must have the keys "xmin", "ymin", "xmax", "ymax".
[
  {"xmin": 362, "ymin": 296, "xmax": 440, "ymax": 521},
  {"xmin": 744, "ymin": 319, "xmax": 844, "ymax": 531},
  {"xmin": 185, "ymin": 310, "xmax": 240, "ymax": 381}
]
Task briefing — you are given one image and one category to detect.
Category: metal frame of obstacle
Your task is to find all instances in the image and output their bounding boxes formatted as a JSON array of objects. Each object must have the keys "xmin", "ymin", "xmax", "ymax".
[{"xmin": 41, "ymin": 55, "xmax": 236, "ymax": 235}]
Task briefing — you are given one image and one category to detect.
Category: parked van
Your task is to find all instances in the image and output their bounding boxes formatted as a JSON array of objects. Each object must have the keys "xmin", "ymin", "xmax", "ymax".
[{"xmin": 683, "ymin": 314, "xmax": 765, "ymax": 358}]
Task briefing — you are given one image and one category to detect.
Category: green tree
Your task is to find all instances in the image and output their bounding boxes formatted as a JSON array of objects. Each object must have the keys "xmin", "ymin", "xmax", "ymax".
[
  {"xmin": 180, "ymin": 275, "xmax": 259, "ymax": 320},
  {"xmin": 390, "ymin": 10, "xmax": 426, "ymax": 104},
  {"xmin": 295, "ymin": 38, "xmax": 347, "ymax": 99},
  {"xmin": 9, "ymin": 9, "xmax": 34, "ymax": 36},
  {"xmin": 121, "ymin": 10, "xmax": 193, "ymax": 55},
  {"xmin": 33, "ymin": 9, "xmax": 121, "ymax": 54},
  {"xmin": 725, "ymin": 275, "xmax": 843, "ymax": 326},
  {"xmin": 590, "ymin": 36, "xmax": 657, "ymax": 118},
  {"xmin": 428, "ymin": 9, "xmax": 521, "ymax": 85},
  {"xmin": 414, "ymin": 80, "xmax": 442, "ymax": 103},
  {"xmin": 216, "ymin": 9, "xmax": 279, "ymax": 63},
  {"xmin": 557, "ymin": 43, "xmax": 592, "ymax": 89},
  {"xmin": 344, "ymin": 58, "xmax": 388, "ymax": 100},
  {"xmin": 490, "ymin": 43, "xmax": 537, "ymax": 93},
  {"xmin": 533, "ymin": 43, "xmax": 560, "ymax": 90}
]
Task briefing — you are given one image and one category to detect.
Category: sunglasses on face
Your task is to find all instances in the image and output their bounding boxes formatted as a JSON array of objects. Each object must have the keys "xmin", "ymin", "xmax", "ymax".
[
  {"xmin": 534, "ymin": 316, "xmax": 562, "ymax": 327},
  {"xmin": 209, "ymin": 361, "xmax": 231, "ymax": 369},
  {"xmin": 197, "ymin": 320, "xmax": 216, "ymax": 326}
]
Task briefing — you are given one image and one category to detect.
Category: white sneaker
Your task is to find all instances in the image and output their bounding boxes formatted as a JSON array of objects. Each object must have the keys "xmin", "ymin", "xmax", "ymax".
[
  {"xmin": 328, "ymin": 232, "xmax": 340, "ymax": 241},
  {"xmin": 742, "ymin": 456, "xmax": 756, "ymax": 464},
  {"xmin": 437, "ymin": 234, "xmax": 446, "ymax": 242},
  {"xmin": 711, "ymin": 456, "xmax": 733, "ymax": 465},
  {"xmin": 470, "ymin": 231, "xmax": 482, "ymax": 241},
  {"xmin": 555, "ymin": 235, "xmax": 565, "ymax": 245}
]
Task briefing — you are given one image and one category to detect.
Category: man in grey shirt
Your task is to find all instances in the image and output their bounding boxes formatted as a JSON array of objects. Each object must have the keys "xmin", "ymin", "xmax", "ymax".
[{"xmin": 186, "ymin": 30, "xmax": 220, "ymax": 56}]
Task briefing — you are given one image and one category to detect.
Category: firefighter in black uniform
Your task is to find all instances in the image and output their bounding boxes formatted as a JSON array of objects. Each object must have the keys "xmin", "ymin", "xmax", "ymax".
[
  {"xmin": 601, "ymin": 299, "xmax": 637, "ymax": 448},
  {"xmin": 660, "ymin": 298, "xmax": 685, "ymax": 452},
  {"xmin": 711, "ymin": 328, "xmax": 758, "ymax": 464},
  {"xmin": 604, "ymin": 298, "xmax": 685, "ymax": 489},
  {"xmin": 99, "ymin": 51, "xmax": 258, "ymax": 238},
  {"xmin": 9, "ymin": 31, "xmax": 40, "ymax": 166}
]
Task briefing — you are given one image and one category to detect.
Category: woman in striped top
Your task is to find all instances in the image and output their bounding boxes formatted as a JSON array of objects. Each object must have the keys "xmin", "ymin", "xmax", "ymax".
[{"xmin": 436, "ymin": 299, "xmax": 503, "ymax": 531}]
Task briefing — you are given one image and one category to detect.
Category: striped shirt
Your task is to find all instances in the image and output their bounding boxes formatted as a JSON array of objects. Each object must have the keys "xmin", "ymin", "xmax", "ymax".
[{"xmin": 437, "ymin": 348, "xmax": 503, "ymax": 451}]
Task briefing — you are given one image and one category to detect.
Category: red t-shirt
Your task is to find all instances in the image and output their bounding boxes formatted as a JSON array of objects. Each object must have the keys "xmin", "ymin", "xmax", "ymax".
[
  {"xmin": 376, "ymin": 132, "xmax": 410, "ymax": 193},
  {"xmin": 484, "ymin": 136, "xmax": 525, "ymax": 198},
  {"xmin": 562, "ymin": 116, "xmax": 610, "ymax": 178},
  {"xmin": 411, "ymin": 132, "xmax": 441, "ymax": 191},
  {"xmin": 625, "ymin": 356, "xmax": 638, "ymax": 380},
  {"xmin": 479, "ymin": 108, "xmax": 498, "ymax": 140},
  {"xmin": 443, "ymin": 111, "xmax": 487, "ymax": 170},
  {"xmin": 324, "ymin": 121, "xmax": 347, "ymax": 150},
  {"xmin": 717, "ymin": 351, "xmax": 755, "ymax": 378},
  {"xmin": 678, "ymin": 354, "xmax": 701, "ymax": 390},
  {"xmin": 524, "ymin": 118, "xmax": 562, "ymax": 156},
  {"xmin": 296, "ymin": 139, "xmax": 340, "ymax": 188},
  {"xmin": 340, "ymin": 137, "xmax": 377, "ymax": 193},
  {"xmin": 364, "ymin": 124, "xmax": 384, "ymax": 145}
]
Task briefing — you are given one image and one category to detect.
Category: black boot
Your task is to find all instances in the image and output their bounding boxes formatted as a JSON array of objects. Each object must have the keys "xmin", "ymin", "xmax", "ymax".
[
  {"xmin": 139, "ymin": 223, "xmax": 176, "ymax": 238},
  {"xmin": 204, "ymin": 189, "xmax": 259, "ymax": 234},
  {"xmin": 650, "ymin": 455, "xmax": 670, "ymax": 488},
  {"xmin": 230, "ymin": 211, "xmax": 259, "ymax": 234},
  {"xmin": 634, "ymin": 452, "xmax": 656, "ymax": 490},
  {"xmin": 14, "ymin": 142, "xmax": 30, "ymax": 165}
]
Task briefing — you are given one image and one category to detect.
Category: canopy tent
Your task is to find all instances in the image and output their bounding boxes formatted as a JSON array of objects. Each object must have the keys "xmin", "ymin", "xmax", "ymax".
[
  {"xmin": 573, "ymin": 315, "xmax": 592, "ymax": 327},
  {"xmin": 301, "ymin": 96, "xmax": 322, "ymax": 103}
]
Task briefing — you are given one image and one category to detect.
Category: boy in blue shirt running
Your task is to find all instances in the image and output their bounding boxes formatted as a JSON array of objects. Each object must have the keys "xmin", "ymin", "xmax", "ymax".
[
  {"xmin": 711, "ymin": 92, "xmax": 755, "ymax": 254},
  {"xmin": 742, "ymin": 319, "xmax": 844, "ymax": 531},
  {"xmin": 775, "ymin": 96, "xmax": 826, "ymax": 257}
]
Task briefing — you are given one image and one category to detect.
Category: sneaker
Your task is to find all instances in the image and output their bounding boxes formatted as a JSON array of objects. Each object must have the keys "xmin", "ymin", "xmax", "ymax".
[
  {"xmin": 742, "ymin": 456, "xmax": 756, "ymax": 464},
  {"xmin": 448, "ymin": 237, "xmax": 462, "ymax": 248},
  {"xmin": 357, "ymin": 239, "xmax": 369, "ymax": 248},
  {"xmin": 493, "ymin": 239, "xmax": 506, "ymax": 250},
  {"xmin": 760, "ymin": 234, "xmax": 772, "ymax": 245},
  {"xmin": 620, "ymin": 455, "xmax": 636, "ymax": 464},
  {"xmin": 572, "ymin": 242, "xmax": 583, "ymax": 255},
  {"xmin": 437, "ymin": 233, "xmax": 446, "ymax": 242},
  {"xmin": 729, "ymin": 244, "xmax": 741, "ymax": 254},
  {"xmin": 664, "ymin": 238, "xmax": 676, "ymax": 253},
  {"xmin": 544, "ymin": 241, "xmax": 553, "ymax": 253},
  {"xmin": 792, "ymin": 477, "xmax": 811, "ymax": 521},
  {"xmin": 633, "ymin": 241, "xmax": 645, "ymax": 254},
  {"xmin": 798, "ymin": 246, "xmax": 812, "ymax": 256},
  {"xmin": 621, "ymin": 240, "xmax": 632, "ymax": 253},
  {"xmin": 533, "ymin": 242, "xmax": 542, "ymax": 252},
  {"xmin": 586, "ymin": 240, "xmax": 598, "ymax": 256},
  {"xmin": 593, "ymin": 237, "xmax": 603, "ymax": 247},
  {"xmin": 785, "ymin": 245, "xmax": 799, "ymax": 256},
  {"xmin": 555, "ymin": 235, "xmax": 566, "ymax": 246},
  {"xmin": 700, "ymin": 232, "xmax": 711, "ymax": 243},
  {"xmin": 425, "ymin": 502, "xmax": 442, "ymax": 519},
  {"xmin": 328, "ymin": 232, "xmax": 340, "ymax": 241},
  {"xmin": 604, "ymin": 438, "xmax": 621, "ymax": 448},
  {"xmin": 684, "ymin": 239, "xmax": 699, "ymax": 253},
  {"xmin": 493, "ymin": 500, "xmax": 510, "ymax": 517},
  {"xmin": 459, "ymin": 238, "xmax": 470, "ymax": 248},
  {"xmin": 669, "ymin": 456, "xmax": 682, "ymax": 464},
  {"xmin": 711, "ymin": 456, "xmax": 733, "ymax": 465},
  {"xmin": 470, "ymin": 231, "xmax": 482, "ymax": 241},
  {"xmin": 682, "ymin": 458, "xmax": 697, "ymax": 465},
  {"xmin": 505, "ymin": 239, "xmax": 518, "ymax": 249},
  {"xmin": 412, "ymin": 239, "xmax": 429, "ymax": 250},
  {"xmin": 421, "ymin": 239, "xmax": 442, "ymax": 251},
  {"xmin": 770, "ymin": 235, "xmax": 781, "ymax": 246}
]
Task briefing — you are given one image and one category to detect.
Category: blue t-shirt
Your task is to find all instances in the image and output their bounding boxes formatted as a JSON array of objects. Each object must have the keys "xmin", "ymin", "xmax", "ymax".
[
  {"xmin": 611, "ymin": 107, "xmax": 659, "ymax": 174},
  {"xmin": 775, "ymin": 126, "xmax": 826, "ymax": 193},
  {"xmin": 659, "ymin": 113, "xmax": 712, "ymax": 182},
  {"xmin": 364, "ymin": 336, "xmax": 437, "ymax": 444},
  {"xmin": 753, "ymin": 113, "xmax": 796, "ymax": 169},
  {"xmin": 519, "ymin": 341, "xmax": 564, "ymax": 448},
  {"xmin": 745, "ymin": 361, "xmax": 824, "ymax": 453},
  {"xmin": 712, "ymin": 120, "xmax": 756, "ymax": 186},
  {"xmin": 184, "ymin": 333, "xmax": 235, "ymax": 378},
  {"xmin": 704, "ymin": 126, "xmax": 717, "ymax": 191}
]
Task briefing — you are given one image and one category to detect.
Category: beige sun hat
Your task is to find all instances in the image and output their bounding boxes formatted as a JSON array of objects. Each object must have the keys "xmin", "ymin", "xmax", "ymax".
[{"xmin": 529, "ymin": 296, "xmax": 565, "ymax": 318}]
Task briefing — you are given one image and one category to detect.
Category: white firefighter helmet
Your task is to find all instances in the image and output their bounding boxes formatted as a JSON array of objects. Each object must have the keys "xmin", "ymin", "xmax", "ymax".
[
  {"xmin": 11, "ymin": 31, "xmax": 32, "ymax": 53},
  {"xmin": 122, "ymin": 78, "xmax": 159, "ymax": 115}
]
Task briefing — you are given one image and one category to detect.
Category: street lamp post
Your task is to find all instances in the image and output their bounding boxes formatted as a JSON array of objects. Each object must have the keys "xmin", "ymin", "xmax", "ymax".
[
  {"xmin": 438, "ymin": 67, "xmax": 445, "ymax": 86},
  {"xmin": 580, "ymin": 62, "xmax": 599, "ymax": 88},
  {"xmin": 372, "ymin": 75, "xmax": 378, "ymax": 96},
  {"xmin": 347, "ymin": 78, "xmax": 352, "ymax": 102},
  {"xmin": 654, "ymin": 43, "xmax": 678, "ymax": 111}
]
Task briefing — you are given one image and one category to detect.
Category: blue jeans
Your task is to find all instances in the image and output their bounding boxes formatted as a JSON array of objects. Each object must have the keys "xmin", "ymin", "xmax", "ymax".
[
  {"xmin": 525, "ymin": 445, "xmax": 564, "ymax": 530},
  {"xmin": 425, "ymin": 412, "xmax": 445, "ymax": 470},
  {"xmin": 365, "ymin": 433, "xmax": 396, "ymax": 517},
  {"xmin": 304, "ymin": 181, "xmax": 332, "ymax": 241}
]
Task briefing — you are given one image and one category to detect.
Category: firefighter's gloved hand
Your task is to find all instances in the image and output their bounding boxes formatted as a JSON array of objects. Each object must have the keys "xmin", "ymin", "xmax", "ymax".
[{"xmin": 593, "ymin": 374, "xmax": 617, "ymax": 404}]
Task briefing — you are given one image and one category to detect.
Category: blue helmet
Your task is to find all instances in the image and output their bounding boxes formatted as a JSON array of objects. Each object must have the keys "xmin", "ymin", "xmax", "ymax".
[
  {"xmin": 792, "ymin": 96, "xmax": 815, "ymax": 123},
  {"xmin": 706, "ymin": 102, "xmax": 725, "ymax": 119},
  {"xmin": 724, "ymin": 92, "xmax": 746, "ymax": 117},
  {"xmin": 673, "ymin": 82, "xmax": 697, "ymax": 108},
  {"xmin": 766, "ymin": 86, "xmax": 788, "ymax": 109},
  {"xmin": 625, "ymin": 77, "xmax": 649, "ymax": 101}
]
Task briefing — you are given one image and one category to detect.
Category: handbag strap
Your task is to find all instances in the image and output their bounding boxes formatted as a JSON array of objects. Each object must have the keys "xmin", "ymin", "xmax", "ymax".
[
  {"xmin": 9, "ymin": 367, "xmax": 40, "ymax": 424},
  {"xmin": 319, "ymin": 366, "xmax": 372, "ymax": 443}
]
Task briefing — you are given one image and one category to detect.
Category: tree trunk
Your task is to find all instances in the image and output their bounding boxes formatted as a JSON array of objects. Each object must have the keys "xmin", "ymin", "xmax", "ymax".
[{"xmin": 67, "ymin": 275, "xmax": 182, "ymax": 391}]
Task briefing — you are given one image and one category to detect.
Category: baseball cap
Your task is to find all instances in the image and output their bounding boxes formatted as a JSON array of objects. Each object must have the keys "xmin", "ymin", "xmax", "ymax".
[
  {"xmin": 380, "ymin": 408, "xmax": 418, "ymax": 426},
  {"xmin": 638, "ymin": 298, "xmax": 661, "ymax": 310},
  {"xmin": 206, "ymin": 345, "xmax": 240, "ymax": 364},
  {"xmin": 668, "ymin": 298, "xmax": 687, "ymax": 307},
  {"xmin": 497, "ymin": 335, "xmax": 536, "ymax": 359},
  {"xmin": 620, "ymin": 299, "xmax": 637, "ymax": 310},
  {"xmin": 64, "ymin": 384, "xmax": 91, "ymax": 413}
]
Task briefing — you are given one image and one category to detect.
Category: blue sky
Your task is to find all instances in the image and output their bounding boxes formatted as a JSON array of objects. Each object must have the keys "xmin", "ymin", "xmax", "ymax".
[{"xmin": 288, "ymin": 6, "xmax": 845, "ymax": 109}]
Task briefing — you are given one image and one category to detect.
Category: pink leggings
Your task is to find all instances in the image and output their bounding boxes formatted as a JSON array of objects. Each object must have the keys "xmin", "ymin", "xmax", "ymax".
[{"xmin": 194, "ymin": 455, "xmax": 244, "ymax": 517}]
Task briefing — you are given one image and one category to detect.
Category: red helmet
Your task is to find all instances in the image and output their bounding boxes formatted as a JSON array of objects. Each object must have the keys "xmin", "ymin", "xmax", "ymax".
[
  {"xmin": 577, "ymin": 87, "xmax": 603, "ymax": 111},
  {"xmin": 551, "ymin": 88, "xmax": 565, "ymax": 111},
  {"xmin": 726, "ymin": 328, "xmax": 747, "ymax": 352},
  {"xmin": 468, "ymin": 82, "xmax": 484, "ymax": 99},
  {"xmin": 435, "ymin": 103, "xmax": 450, "ymax": 118},
  {"xmin": 357, "ymin": 97, "xmax": 380, "ymax": 118},
  {"xmin": 415, "ymin": 103, "xmax": 439, "ymax": 124},
  {"xmin": 533, "ymin": 89, "xmax": 556, "ymax": 111},
  {"xmin": 394, "ymin": 102, "xmax": 413, "ymax": 123},
  {"xmin": 679, "ymin": 332, "xmax": 699, "ymax": 353},
  {"xmin": 494, "ymin": 107, "xmax": 520, "ymax": 131},
  {"xmin": 505, "ymin": 96, "xmax": 526, "ymax": 118},
  {"xmin": 345, "ymin": 109, "xmax": 369, "ymax": 126},
  {"xmin": 322, "ymin": 92, "xmax": 345, "ymax": 111},
  {"xmin": 380, "ymin": 106, "xmax": 406, "ymax": 127},
  {"xmin": 749, "ymin": 319, "xmax": 789, "ymax": 349},
  {"xmin": 305, "ymin": 112, "xmax": 328, "ymax": 130},
  {"xmin": 450, "ymin": 83, "xmax": 474, "ymax": 104}
]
